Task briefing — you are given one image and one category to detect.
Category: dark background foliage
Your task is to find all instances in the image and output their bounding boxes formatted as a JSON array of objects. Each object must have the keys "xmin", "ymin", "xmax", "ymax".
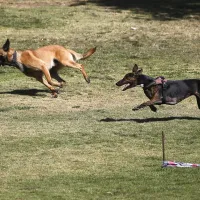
[{"xmin": 73, "ymin": 0, "xmax": 200, "ymax": 20}]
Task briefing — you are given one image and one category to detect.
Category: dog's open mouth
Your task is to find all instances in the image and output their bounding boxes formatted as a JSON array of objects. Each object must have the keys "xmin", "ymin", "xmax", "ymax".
[
  {"xmin": 122, "ymin": 83, "xmax": 133, "ymax": 91},
  {"xmin": 116, "ymin": 80, "xmax": 135, "ymax": 91}
]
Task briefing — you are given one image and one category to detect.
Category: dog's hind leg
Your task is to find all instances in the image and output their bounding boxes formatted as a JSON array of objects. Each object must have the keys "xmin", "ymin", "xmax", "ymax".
[
  {"xmin": 57, "ymin": 50, "xmax": 90, "ymax": 83},
  {"xmin": 61, "ymin": 60, "xmax": 90, "ymax": 83}
]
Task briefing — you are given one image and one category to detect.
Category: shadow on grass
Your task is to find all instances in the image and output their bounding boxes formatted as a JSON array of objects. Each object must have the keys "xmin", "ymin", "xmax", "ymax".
[
  {"xmin": 72, "ymin": 0, "xmax": 200, "ymax": 20},
  {"xmin": 0, "ymin": 89, "xmax": 49, "ymax": 96},
  {"xmin": 100, "ymin": 116, "xmax": 200, "ymax": 123}
]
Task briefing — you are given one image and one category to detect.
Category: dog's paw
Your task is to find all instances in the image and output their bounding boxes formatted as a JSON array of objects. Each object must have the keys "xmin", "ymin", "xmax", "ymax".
[
  {"xmin": 150, "ymin": 106, "xmax": 157, "ymax": 112},
  {"xmin": 52, "ymin": 90, "xmax": 58, "ymax": 98},
  {"xmin": 85, "ymin": 76, "xmax": 90, "ymax": 84},
  {"xmin": 59, "ymin": 82, "xmax": 66, "ymax": 88},
  {"xmin": 132, "ymin": 107, "xmax": 139, "ymax": 111},
  {"xmin": 52, "ymin": 93, "xmax": 58, "ymax": 98}
]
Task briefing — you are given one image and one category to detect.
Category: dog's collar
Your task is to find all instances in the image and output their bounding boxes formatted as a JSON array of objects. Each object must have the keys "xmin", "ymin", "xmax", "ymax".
[
  {"xmin": 11, "ymin": 51, "xmax": 24, "ymax": 72},
  {"xmin": 144, "ymin": 76, "xmax": 167, "ymax": 89},
  {"xmin": 12, "ymin": 51, "xmax": 17, "ymax": 63},
  {"xmin": 144, "ymin": 81, "xmax": 156, "ymax": 89}
]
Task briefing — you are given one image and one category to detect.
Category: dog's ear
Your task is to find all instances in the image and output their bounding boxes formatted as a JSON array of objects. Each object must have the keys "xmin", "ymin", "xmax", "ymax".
[
  {"xmin": 2, "ymin": 39, "xmax": 10, "ymax": 52},
  {"xmin": 132, "ymin": 64, "xmax": 138, "ymax": 73},
  {"xmin": 137, "ymin": 68, "xmax": 143, "ymax": 75},
  {"xmin": 132, "ymin": 64, "xmax": 143, "ymax": 75}
]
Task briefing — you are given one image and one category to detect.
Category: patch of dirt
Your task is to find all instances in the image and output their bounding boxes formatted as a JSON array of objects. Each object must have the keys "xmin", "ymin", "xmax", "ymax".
[{"xmin": 0, "ymin": 0, "xmax": 87, "ymax": 8}]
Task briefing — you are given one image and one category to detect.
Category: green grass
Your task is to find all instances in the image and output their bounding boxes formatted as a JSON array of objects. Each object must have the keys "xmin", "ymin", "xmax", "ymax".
[{"xmin": 0, "ymin": 1, "xmax": 200, "ymax": 199}]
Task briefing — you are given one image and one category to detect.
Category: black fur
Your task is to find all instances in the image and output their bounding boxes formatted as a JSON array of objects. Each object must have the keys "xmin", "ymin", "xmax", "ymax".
[{"xmin": 116, "ymin": 64, "xmax": 200, "ymax": 112}]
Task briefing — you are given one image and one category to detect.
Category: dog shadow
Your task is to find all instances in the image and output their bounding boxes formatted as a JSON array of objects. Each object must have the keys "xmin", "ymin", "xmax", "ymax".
[
  {"xmin": 100, "ymin": 116, "xmax": 200, "ymax": 123},
  {"xmin": 0, "ymin": 89, "xmax": 49, "ymax": 96}
]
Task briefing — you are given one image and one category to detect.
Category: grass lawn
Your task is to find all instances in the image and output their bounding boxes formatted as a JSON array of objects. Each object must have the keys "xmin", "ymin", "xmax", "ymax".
[{"xmin": 0, "ymin": 1, "xmax": 200, "ymax": 199}]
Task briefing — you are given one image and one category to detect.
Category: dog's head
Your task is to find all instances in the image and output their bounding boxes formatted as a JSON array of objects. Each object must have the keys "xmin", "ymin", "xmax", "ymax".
[
  {"xmin": 0, "ymin": 39, "xmax": 11, "ymax": 66},
  {"xmin": 116, "ymin": 64, "xmax": 143, "ymax": 91}
]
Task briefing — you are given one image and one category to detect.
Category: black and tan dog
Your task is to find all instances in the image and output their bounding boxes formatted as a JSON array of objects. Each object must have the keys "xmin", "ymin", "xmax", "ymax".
[
  {"xmin": 0, "ymin": 39, "xmax": 96, "ymax": 97},
  {"xmin": 116, "ymin": 64, "xmax": 200, "ymax": 112}
]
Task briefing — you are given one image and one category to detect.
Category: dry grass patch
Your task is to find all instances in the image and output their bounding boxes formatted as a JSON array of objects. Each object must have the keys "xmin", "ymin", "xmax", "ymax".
[{"xmin": 0, "ymin": 1, "xmax": 200, "ymax": 200}]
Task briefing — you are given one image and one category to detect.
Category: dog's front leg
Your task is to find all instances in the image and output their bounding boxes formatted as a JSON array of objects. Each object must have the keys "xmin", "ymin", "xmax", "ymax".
[
  {"xmin": 134, "ymin": 88, "xmax": 162, "ymax": 111},
  {"xmin": 149, "ymin": 105, "xmax": 157, "ymax": 112},
  {"xmin": 50, "ymin": 68, "xmax": 66, "ymax": 86},
  {"xmin": 41, "ymin": 65, "xmax": 62, "ymax": 87},
  {"xmin": 133, "ymin": 99, "xmax": 162, "ymax": 111},
  {"xmin": 36, "ymin": 76, "xmax": 59, "ymax": 98},
  {"xmin": 21, "ymin": 51, "xmax": 62, "ymax": 88},
  {"xmin": 132, "ymin": 101, "xmax": 153, "ymax": 111},
  {"xmin": 42, "ymin": 76, "xmax": 59, "ymax": 98}
]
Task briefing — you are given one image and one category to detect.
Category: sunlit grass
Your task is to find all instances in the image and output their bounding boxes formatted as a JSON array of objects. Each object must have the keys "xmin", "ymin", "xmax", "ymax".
[{"xmin": 0, "ymin": 1, "xmax": 200, "ymax": 200}]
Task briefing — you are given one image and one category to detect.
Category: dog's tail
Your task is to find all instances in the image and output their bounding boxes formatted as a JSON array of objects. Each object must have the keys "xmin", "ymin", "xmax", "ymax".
[
  {"xmin": 68, "ymin": 47, "xmax": 96, "ymax": 61},
  {"xmin": 81, "ymin": 47, "xmax": 96, "ymax": 60}
]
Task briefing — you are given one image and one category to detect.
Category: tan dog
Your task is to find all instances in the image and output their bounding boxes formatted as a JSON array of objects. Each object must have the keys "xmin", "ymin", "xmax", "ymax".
[{"xmin": 0, "ymin": 39, "xmax": 96, "ymax": 97}]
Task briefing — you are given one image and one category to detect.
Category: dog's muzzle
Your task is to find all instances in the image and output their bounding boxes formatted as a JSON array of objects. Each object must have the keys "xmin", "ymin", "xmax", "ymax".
[{"xmin": 116, "ymin": 80, "xmax": 136, "ymax": 91}]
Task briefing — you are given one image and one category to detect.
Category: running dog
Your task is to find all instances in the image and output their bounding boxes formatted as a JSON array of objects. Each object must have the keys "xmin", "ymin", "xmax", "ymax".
[
  {"xmin": 0, "ymin": 39, "xmax": 96, "ymax": 97},
  {"xmin": 116, "ymin": 64, "xmax": 200, "ymax": 112}
]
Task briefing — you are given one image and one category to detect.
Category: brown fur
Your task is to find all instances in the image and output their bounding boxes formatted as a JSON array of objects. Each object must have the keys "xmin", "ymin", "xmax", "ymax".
[{"xmin": 0, "ymin": 39, "xmax": 96, "ymax": 97}]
